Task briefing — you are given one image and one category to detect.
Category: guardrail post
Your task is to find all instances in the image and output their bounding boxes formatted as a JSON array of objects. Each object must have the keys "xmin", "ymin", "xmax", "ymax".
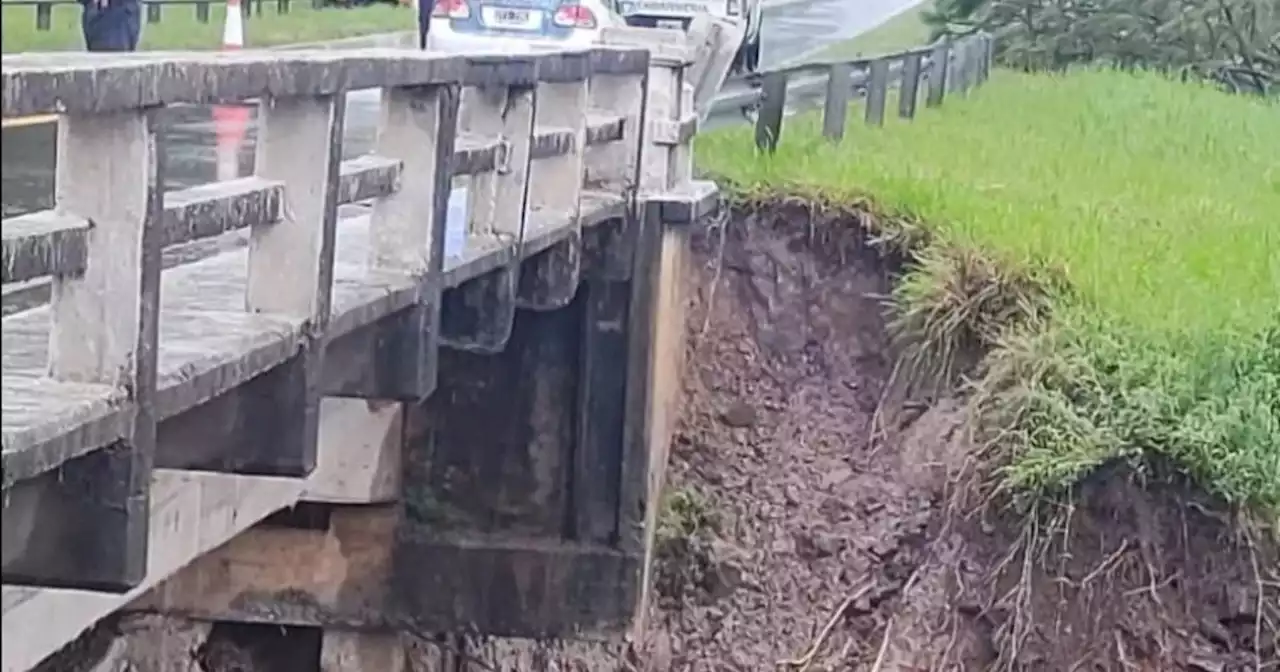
[
  {"xmin": 926, "ymin": 42, "xmax": 949, "ymax": 107},
  {"xmin": 899, "ymin": 51, "xmax": 923, "ymax": 118},
  {"xmin": 865, "ymin": 58, "xmax": 889, "ymax": 126},
  {"xmin": 755, "ymin": 71, "xmax": 787, "ymax": 153},
  {"xmin": 977, "ymin": 33, "xmax": 993, "ymax": 84},
  {"xmin": 518, "ymin": 52, "xmax": 591, "ymax": 310},
  {"xmin": 822, "ymin": 62, "xmax": 853, "ymax": 141},
  {"xmin": 35, "ymin": 2, "xmax": 52, "ymax": 30},
  {"xmin": 146, "ymin": 3, "xmax": 162, "ymax": 24},
  {"xmin": 243, "ymin": 91, "xmax": 345, "ymax": 476},
  {"xmin": 959, "ymin": 38, "xmax": 976, "ymax": 94},
  {"xmin": 196, "ymin": 1, "xmax": 211, "ymax": 23},
  {"xmin": 7, "ymin": 109, "xmax": 166, "ymax": 592},
  {"xmin": 441, "ymin": 63, "xmax": 536, "ymax": 352}
]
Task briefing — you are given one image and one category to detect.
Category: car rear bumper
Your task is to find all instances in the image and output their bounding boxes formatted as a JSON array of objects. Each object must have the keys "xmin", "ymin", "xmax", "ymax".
[{"xmin": 427, "ymin": 24, "xmax": 600, "ymax": 53}]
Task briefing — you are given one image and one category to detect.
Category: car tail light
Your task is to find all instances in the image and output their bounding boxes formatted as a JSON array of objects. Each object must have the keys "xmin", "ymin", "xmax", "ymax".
[
  {"xmin": 433, "ymin": 0, "xmax": 470, "ymax": 19},
  {"xmin": 553, "ymin": 4, "xmax": 596, "ymax": 28},
  {"xmin": 725, "ymin": 0, "xmax": 740, "ymax": 14}
]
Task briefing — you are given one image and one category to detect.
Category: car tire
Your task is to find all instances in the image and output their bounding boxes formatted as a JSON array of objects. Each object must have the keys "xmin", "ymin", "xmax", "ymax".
[{"xmin": 743, "ymin": 35, "xmax": 761, "ymax": 72}]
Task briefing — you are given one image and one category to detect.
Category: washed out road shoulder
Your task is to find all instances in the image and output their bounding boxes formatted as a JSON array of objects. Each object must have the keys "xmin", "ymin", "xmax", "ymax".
[{"xmin": 662, "ymin": 68, "xmax": 1280, "ymax": 670}]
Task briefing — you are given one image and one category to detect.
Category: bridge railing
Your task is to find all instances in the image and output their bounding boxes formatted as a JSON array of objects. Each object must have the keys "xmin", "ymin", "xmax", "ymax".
[{"xmin": 0, "ymin": 43, "xmax": 716, "ymax": 596}]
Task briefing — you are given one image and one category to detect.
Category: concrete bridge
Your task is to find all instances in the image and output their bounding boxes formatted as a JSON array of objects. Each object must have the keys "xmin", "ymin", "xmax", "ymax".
[{"xmin": 1, "ymin": 26, "xmax": 730, "ymax": 671}]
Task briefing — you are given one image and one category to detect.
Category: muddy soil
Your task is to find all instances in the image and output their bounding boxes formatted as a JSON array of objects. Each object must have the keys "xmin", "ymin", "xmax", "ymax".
[{"xmin": 637, "ymin": 203, "xmax": 1279, "ymax": 671}]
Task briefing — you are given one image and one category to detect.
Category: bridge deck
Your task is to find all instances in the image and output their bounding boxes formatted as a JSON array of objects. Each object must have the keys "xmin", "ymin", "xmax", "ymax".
[{"xmin": 1, "ymin": 190, "xmax": 624, "ymax": 485}]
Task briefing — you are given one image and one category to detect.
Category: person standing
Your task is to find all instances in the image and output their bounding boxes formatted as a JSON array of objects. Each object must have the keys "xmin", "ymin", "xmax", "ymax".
[{"xmin": 80, "ymin": 0, "xmax": 142, "ymax": 52}]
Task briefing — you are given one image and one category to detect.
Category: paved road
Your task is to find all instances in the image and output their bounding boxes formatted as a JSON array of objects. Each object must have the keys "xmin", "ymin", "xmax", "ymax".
[{"xmin": 0, "ymin": 0, "xmax": 920, "ymax": 217}]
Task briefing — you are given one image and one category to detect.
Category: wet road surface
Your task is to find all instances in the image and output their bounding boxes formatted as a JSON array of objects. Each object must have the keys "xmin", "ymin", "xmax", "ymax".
[{"xmin": 1, "ymin": 0, "xmax": 921, "ymax": 217}]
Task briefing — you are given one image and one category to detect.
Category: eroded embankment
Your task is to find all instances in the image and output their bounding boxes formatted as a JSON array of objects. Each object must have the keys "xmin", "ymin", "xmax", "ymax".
[{"xmin": 639, "ymin": 201, "xmax": 1279, "ymax": 671}]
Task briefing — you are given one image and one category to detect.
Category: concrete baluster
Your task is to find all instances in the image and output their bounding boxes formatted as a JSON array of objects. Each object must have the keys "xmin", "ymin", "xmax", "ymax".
[
  {"xmin": 7, "ymin": 108, "xmax": 166, "ymax": 592},
  {"xmin": 671, "ymin": 66, "xmax": 697, "ymax": 186},
  {"xmin": 517, "ymin": 51, "xmax": 592, "ymax": 310},
  {"xmin": 640, "ymin": 57, "xmax": 684, "ymax": 194},
  {"xmin": 245, "ymin": 91, "xmax": 345, "ymax": 476},
  {"xmin": 327, "ymin": 82, "xmax": 463, "ymax": 401},
  {"xmin": 582, "ymin": 49, "xmax": 648, "ymax": 279},
  {"xmin": 440, "ymin": 58, "xmax": 537, "ymax": 352}
]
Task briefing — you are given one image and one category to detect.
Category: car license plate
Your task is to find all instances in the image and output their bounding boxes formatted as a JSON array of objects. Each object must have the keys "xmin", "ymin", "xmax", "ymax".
[
  {"xmin": 656, "ymin": 18, "xmax": 684, "ymax": 29},
  {"xmin": 481, "ymin": 6, "xmax": 538, "ymax": 30}
]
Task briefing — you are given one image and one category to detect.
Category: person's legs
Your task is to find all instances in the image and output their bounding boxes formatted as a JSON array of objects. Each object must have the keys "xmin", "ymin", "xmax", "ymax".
[
  {"xmin": 121, "ymin": 1, "xmax": 141, "ymax": 50},
  {"xmin": 417, "ymin": 0, "xmax": 432, "ymax": 49},
  {"xmin": 81, "ymin": 0, "xmax": 142, "ymax": 52}
]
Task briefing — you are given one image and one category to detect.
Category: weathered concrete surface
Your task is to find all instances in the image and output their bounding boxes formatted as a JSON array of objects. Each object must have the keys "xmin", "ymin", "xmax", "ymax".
[
  {"xmin": 1, "ymin": 470, "xmax": 300, "ymax": 672},
  {"xmin": 78, "ymin": 615, "xmax": 212, "ymax": 672},
  {"xmin": 135, "ymin": 505, "xmax": 398, "ymax": 630},
  {"xmin": 632, "ymin": 226, "xmax": 693, "ymax": 641},
  {"xmin": 1, "ymin": 394, "xmax": 417, "ymax": 672}
]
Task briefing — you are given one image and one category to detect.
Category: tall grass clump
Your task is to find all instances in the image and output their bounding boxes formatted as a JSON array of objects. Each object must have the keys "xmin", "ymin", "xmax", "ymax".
[{"xmin": 696, "ymin": 68, "xmax": 1280, "ymax": 522}]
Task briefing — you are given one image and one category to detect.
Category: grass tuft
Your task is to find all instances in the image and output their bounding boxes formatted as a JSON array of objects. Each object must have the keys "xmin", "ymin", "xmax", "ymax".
[{"xmin": 696, "ymin": 67, "xmax": 1280, "ymax": 524}]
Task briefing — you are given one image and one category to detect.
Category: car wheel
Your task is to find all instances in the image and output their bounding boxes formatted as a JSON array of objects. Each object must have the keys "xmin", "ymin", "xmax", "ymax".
[
  {"xmin": 729, "ymin": 45, "xmax": 745, "ymax": 75},
  {"xmin": 744, "ymin": 36, "xmax": 761, "ymax": 72}
]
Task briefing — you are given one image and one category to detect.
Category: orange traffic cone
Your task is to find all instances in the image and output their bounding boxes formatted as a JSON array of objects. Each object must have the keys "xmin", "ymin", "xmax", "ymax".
[{"xmin": 212, "ymin": 0, "xmax": 249, "ymax": 182}]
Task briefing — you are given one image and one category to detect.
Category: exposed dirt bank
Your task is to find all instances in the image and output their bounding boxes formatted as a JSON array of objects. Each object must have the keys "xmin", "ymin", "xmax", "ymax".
[{"xmin": 638, "ymin": 202, "xmax": 1279, "ymax": 671}]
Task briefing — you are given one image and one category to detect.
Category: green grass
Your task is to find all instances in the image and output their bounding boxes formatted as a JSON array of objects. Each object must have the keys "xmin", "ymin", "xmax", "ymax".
[
  {"xmin": 817, "ymin": 1, "xmax": 932, "ymax": 61},
  {"xmin": 696, "ymin": 69, "xmax": 1280, "ymax": 520},
  {"xmin": 1, "ymin": 2, "xmax": 414, "ymax": 53}
]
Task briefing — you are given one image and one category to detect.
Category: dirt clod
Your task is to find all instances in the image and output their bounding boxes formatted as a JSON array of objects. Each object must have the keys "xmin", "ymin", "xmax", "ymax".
[{"xmin": 719, "ymin": 401, "xmax": 758, "ymax": 428}]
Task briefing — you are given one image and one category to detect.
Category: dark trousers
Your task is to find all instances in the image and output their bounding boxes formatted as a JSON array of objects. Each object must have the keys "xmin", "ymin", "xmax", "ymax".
[
  {"xmin": 81, "ymin": 1, "xmax": 142, "ymax": 52},
  {"xmin": 417, "ymin": 0, "xmax": 431, "ymax": 49}
]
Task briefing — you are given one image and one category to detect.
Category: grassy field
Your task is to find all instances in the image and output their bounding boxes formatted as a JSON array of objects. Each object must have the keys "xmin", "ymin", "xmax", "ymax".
[
  {"xmin": 696, "ymin": 69, "xmax": 1280, "ymax": 519},
  {"xmin": 1, "ymin": 2, "xmax": 414, "ymax": 52},
  {"xmin": 817, "ymin": 1, "xmax": 932, "ymax": 60}
]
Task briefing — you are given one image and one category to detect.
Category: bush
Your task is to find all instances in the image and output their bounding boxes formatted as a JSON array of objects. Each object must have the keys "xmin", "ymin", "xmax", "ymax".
[{"xmin": 925, "ymin": 0, "xmax": 1280, "ymax": 95}]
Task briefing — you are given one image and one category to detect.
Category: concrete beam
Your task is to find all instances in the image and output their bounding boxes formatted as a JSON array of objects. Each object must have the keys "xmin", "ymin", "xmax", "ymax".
[
  {"xmin": 321, "ymin": 630, "xmax": 406, "ymax": 672},
  {"xmin": 0, "ymin": 470, "xmax": 302, "ymax": 672},
  {"xmin": 1, "ymin": 392, "xmax": 410, "ymax": 672},
  {"xmin": 133, "ymin": 506, "xmax": 397, "ymax": 630}
]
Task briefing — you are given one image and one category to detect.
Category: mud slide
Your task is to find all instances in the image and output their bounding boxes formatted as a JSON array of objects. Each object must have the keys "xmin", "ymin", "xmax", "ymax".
[{"xmin": 637, "ymin": 202, "xmax": 1278, "ymax": 671}]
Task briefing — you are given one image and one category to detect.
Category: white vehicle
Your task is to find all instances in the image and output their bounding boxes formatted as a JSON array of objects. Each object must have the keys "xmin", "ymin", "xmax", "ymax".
[
  {"xmin": 610, "ymin": 0, "xmax": 763, "ymax": 73},
  {"xmin": 425, "ymin": 0, "xmax": 627, "ymax": 53}
]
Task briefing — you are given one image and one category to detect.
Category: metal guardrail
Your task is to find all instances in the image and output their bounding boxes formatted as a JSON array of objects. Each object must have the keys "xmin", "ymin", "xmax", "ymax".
[
  {"xmin": 4, "ymin": 0, "xmax": 339, "ymax": 31},
  {"xmin": 706, "ymin": 31, "xmax": 995, "ymax": 150}
]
